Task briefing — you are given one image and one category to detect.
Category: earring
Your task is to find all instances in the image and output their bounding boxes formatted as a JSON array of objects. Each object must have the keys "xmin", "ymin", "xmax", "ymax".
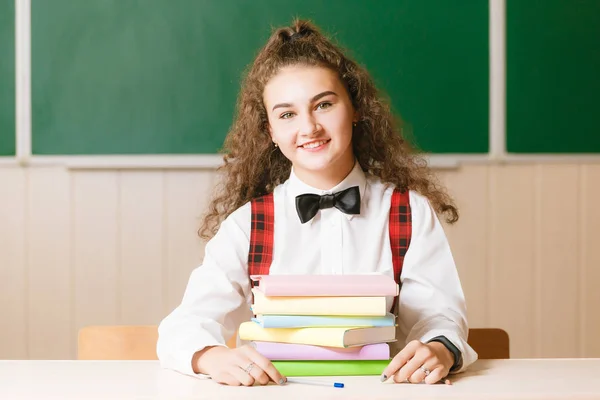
[
  {"xmin": 274, "ymin": 142, "xmax": 279, "ymax": 148},
  {"xmin": 353, "ymin": 121, "xmax": 358, "ymax": 127}
]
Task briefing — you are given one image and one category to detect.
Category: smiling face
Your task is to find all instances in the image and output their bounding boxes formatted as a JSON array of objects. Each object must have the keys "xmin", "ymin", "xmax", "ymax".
[{"xmin": 263, "ymin": 65, "xmax": 357, "ymax": 189}]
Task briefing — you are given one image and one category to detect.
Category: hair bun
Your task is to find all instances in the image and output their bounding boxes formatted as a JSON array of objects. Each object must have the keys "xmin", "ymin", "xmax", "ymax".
[
  {"xmin": 289, "ymin": 31, "xmax": 307, "ymax": 42},
  {"xmin": 288, "ymin": 19, "xmax": 317, "ymax": 42}
]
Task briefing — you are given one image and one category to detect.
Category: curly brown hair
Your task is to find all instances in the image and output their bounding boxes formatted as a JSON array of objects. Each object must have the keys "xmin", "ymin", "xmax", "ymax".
[{"xmin": 199, "ymin": 19, "xmax": 458, "ymax": 240}]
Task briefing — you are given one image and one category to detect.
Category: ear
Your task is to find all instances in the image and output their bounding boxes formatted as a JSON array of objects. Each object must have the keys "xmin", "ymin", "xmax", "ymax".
[
  {"xmin": 266, "ymin": 123, "xmax": 274, "ymax": 141},
  {"xmin": 265, "ymin": 123, "xmax": 279, "ymax": 148}
]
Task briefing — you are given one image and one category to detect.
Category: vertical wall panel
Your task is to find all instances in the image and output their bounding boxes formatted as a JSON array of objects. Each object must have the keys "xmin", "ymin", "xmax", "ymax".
[
  {"xmin": 488, "ymin": 165, "xmax": 536, "ymax": 358},
  {"xmin": 581, "ymin": 165, "xmax": 600, "ymax": 357},
  {"xmin": 537, "ymin": 165, "xmax": 580, "ymax": 357},
  {"xmin": 27, "ymin": 168, "xmax": 73, "ymax": 358},
  {"xmin": 437, "ymin": 166, "xmax": 489, "ymax": 327},
  {"xmin": 119, "ymin": 171, "xmax": 165, "ymax": 325},
  {"xmin": 163, "ymin": 171, "xmax": 215, "ymax": 315},
  {"xmin": 0, "ymin": 168, "xmax": 28, "ymax": 358},
  {"xmin": 72, "ymin": 171, "xmax": 119, "ymax": 340}
]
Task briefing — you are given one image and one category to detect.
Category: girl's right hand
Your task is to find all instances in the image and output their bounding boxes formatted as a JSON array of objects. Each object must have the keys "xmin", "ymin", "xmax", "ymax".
[{"xmin": 194, "ymin": 345, "xmax": 287, "ymax": 386}]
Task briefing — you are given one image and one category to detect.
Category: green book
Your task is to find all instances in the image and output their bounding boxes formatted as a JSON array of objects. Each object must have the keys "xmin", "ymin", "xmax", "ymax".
[{"xmin": 272, "ymin": 360, "xmax": 389, "ymax": 376}]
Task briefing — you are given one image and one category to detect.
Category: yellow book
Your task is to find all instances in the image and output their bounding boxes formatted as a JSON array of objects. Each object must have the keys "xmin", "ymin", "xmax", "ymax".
[
  {"xmin": 251, "ymin": 289, "xmax": 387, "ymax": 316},
  {"xmin": 238, "ymin": 321, "xmax": 396, "ymax": 348}
]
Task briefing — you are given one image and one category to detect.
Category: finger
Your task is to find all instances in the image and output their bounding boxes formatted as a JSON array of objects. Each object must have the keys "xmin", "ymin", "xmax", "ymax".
[
  {"xmin": 234, "ymin": 351, "xmax": 269, "ymax": 385},
  {"xmin": 408, "ymin": 359, "xmax": 439, "ymax": 384},
  {"xmin": 407, "ymin": 366, "xmax": 427, "ymax": 384},
  {"xmin": 241, "ymin": 346, "xmax": 286, "ymax": 385},
  {"xmin": 246, "ymin": 362, "xmax": 270, "ymax": 386},
  {"xmin": 213, "ymin": 372, "xmax": 241, "ymax": 386},
  {"xmin": 424, "ymin": 366, "xmax": 448, "ymax": 385},
  {"xmin": 404, "ymin": 345, "xmax": 439, "ymax": 384},
  {"xmin": 381, "ymin": 340, "xmax": 420, "ymax": 380},
  {"xmin": 393, "ymin": 351, "xmax": 428, "ymax": 383},
  {"xmin": 229, "ymin": 362, "xmax": 255, "ymax": 387}
]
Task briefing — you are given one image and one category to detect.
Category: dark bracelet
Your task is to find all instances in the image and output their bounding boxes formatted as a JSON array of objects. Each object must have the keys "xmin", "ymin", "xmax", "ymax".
[{"xmin": 427, "ymin": 335, "xmax": 463, "ymax": 372}]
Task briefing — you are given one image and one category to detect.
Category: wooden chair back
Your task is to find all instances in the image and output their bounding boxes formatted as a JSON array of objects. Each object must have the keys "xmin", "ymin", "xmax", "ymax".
[
  {"xmin": 467, "ymin": 328, "xmax": 509, "ymax": 359},
  {"xmin": 78, "ymin": 325, "xmax": 159, "ymax": 360}
]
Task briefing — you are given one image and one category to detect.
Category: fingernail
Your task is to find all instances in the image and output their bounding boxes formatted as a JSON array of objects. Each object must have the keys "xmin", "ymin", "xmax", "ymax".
[
  {"xmin": 380, "ymin": 374, "xmax": 387, "ymax": 382},
  {"xmin": 279, "ymin": 378, "xmax": 286, "ymax": 385}
]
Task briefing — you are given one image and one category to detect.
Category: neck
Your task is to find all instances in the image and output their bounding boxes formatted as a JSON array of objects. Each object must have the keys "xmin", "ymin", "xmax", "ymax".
[{"xmin": 294, "ymin": 156, "xmax": 356, "ymax": 190}]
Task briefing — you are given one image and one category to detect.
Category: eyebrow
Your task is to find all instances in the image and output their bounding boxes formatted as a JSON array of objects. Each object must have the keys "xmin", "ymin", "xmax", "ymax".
[{"xmin": 271, "ymin": 90, "xmax": 338, "ymax": 111}]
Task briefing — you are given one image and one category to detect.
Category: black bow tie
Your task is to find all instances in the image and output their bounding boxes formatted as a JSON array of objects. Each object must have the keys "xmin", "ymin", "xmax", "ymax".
[{"xmin": 295, "ymin": 186, "xmax": 361, "ymax": 224}]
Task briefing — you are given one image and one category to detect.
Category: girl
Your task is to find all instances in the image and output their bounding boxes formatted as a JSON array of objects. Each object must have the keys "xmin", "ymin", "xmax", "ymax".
[{"xmin": 157, "ymin": 19, "xmax": 477, "ymax": 386}]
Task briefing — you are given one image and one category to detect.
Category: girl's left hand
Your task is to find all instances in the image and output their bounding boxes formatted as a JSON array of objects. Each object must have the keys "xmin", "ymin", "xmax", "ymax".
[{"xmin": 381, "ymin": 340, "xmax": 455, "ymax": 384}]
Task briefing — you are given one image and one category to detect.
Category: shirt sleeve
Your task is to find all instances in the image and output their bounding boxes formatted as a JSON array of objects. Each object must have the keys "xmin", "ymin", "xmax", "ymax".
[
  {"xmin": 397, "ymin": 191, "xmax": 478, "ymax": 373},
  {"xmin": 156, "ymin": 203, "xmax": 253, "ymax": 377}
]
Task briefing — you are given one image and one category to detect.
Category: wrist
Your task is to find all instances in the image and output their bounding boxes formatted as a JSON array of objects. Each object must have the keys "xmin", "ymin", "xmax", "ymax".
[
  {"xmin": 426, "ymin": 335, "xmax": 463, "ymax": 372},
  {"xmin": 427, "ymin": 341, "xmax": 455, "ymax": 369},
  {"xmin": 192, "ymin": 346, "xmax": 226, "ymax": 374}
]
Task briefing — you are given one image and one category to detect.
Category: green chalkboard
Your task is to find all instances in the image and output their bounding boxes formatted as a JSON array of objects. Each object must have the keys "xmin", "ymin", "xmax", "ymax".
[
  {"xmin": 0, "ymin": 0, "xmax": 15, "ymax": 156},
  {"xmin": 31, "ymin": 0, "xmax": 488, "ymax": 155},
  {"xmin": 507, "ymin": 0, "xmax": 600, "ymax": 153}
]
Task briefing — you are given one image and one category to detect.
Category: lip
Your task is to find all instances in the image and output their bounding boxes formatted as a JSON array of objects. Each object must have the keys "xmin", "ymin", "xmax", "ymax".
[{"xmin": 298, "ymin": 139, "xmax": 331, "ymax": 150}]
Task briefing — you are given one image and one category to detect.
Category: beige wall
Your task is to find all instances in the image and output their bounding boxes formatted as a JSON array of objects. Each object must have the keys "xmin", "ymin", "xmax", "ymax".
[{"xmin": 1, "ymin": 163, "xmax": 599, "ymax": 360}]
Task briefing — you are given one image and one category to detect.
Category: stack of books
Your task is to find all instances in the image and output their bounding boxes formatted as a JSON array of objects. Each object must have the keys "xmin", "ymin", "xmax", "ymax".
[{"xmin": 238, "ymin": 274, "xmax": 398, "ymax": 376}]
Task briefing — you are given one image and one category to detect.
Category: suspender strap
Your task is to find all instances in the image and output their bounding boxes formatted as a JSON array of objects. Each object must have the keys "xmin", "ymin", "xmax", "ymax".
[
  {"xmin": 389, "ymin": 189, "xmax": 412, "ymax": 285},
  {"xmin": 248, "ymin": 193, "xmax": 275, "ymax": 285}
]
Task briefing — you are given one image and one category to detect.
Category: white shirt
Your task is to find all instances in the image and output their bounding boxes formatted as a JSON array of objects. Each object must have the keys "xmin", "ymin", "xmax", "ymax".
[{"xmin": 157, "ymin": 161, "xmax": 478, "ymax": 376}]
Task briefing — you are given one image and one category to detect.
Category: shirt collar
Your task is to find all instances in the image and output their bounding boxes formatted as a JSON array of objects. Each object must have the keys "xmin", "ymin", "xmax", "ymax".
[{"xmin": 287, "ymin": 160, "xmax": 367, "ymax": 222}]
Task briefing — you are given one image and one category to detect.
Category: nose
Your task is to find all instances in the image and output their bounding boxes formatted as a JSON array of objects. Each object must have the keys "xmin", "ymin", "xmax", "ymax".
[{"xmin": 298, "ymin": 113, "xmax": 320, "ymax": 136}]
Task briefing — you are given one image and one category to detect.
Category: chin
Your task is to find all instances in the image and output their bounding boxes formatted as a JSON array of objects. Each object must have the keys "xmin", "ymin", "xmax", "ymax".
[
  {"xmin": 297, "ymin": 160, "xmax": 341, "ymax": 174},
  {"xmin": 296, "ymin": 163, "xmax": 329, "ymax": 172},
  {"xmin": 294, "ymin": 153, "xmax": 329, "ymax": 167}
]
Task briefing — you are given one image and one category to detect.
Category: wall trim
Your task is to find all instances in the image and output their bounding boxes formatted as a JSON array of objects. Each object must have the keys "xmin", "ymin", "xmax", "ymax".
[
  {"xmin": 0, "ymin": 154, "xmax": 595, "ymax": 170},
  {"xmin": 489, "ymin": 0, "xmax": 507, "ymax": 160},
  {"xmin": 15, "ymin": 0, "xmax": 31, "ymax": 166}
]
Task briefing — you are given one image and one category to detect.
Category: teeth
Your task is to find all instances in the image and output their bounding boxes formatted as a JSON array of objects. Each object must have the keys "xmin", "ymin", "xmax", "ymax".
[{"xmin": 302, "ymin": 140, "xmax": 327, "ymax": 149}]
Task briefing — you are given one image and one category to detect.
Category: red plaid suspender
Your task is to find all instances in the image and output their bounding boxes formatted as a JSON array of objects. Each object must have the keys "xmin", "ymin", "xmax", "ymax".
[
  {"xmin": 388, "ymin": 189, "xmax": 412, "ymax": 285},
  {"xmin": 248, "ymin": 193, "xmax": 275, "ymax": 282},
  {"xmin": 247, "ymin": 188, "xmax": 411, "ymax": 286}
]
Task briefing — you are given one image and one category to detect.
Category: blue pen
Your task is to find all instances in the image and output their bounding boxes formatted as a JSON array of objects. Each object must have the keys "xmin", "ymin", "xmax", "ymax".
[{"xmin": 286, "ymin": 378, "xmax": 344, "ymax": 388}]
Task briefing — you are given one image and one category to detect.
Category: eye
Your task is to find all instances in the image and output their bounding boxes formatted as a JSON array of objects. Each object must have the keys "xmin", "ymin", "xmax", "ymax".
[
  {"xmin": 316, "ymin": 101, "xmax": 333, "ymax": 110},
  {"xmin": 279, "ymin": 112, "xmax": 295, "ymax": 119}
]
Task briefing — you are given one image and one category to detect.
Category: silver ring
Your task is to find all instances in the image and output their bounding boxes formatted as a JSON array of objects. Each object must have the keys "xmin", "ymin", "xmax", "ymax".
[
  {"xmin": 419, "ymin": 366, "xmax": 431, "ymax": 376},
  {"xmin": 243, "ymin": 362, "xmax": 255, "ymax": 374}
]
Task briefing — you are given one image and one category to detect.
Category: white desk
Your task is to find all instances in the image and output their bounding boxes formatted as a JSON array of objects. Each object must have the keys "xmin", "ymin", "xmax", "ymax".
[{"xmin": 1, "ymin": 359, "xmax": 599, "ymax": 399}]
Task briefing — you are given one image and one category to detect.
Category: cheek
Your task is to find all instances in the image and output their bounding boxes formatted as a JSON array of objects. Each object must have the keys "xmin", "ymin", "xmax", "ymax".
[
  {"xmin": 322, "ymin": 109, "xmax": 353, "ymax": 137},
  {"xmin": 271, "ymin": 126, "xmax": 298, "ymax": 148},
  {"xmin": 329, "ymin": 118, "xmax": 353, "ymax": 142}
]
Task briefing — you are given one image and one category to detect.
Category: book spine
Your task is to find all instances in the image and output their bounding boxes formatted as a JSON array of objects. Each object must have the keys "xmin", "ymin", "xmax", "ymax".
[
  {"xmin": 254, "ymin": 342, "xmax": 390, "ymax": 361},
  {"xmin": 262, "ymin": 285, "xmax": 398, "ymax": 297},
  {"xmin": 272, "ymin": 360, "xmax": 389, "ymax": 376},
  {"xmin": 239, "ymin": 323, "xmax": 345, "ymax": 347},
  {"xmin": 259, "ymin": 315, "xmax": 395, "ymax": 328},
  {"xmin": 253, "ymin": 297, "xmax": 387, "ymax": 316}
]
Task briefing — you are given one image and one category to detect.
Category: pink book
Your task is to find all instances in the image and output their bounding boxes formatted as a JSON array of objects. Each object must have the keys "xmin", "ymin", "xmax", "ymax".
[
  {"xmin": 250, "ymin": 274, "xmax": 399, "ymax": 297},
  {"xmin": 251, "ymin": 342, "xmax": 390, "ymax": 361}
]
